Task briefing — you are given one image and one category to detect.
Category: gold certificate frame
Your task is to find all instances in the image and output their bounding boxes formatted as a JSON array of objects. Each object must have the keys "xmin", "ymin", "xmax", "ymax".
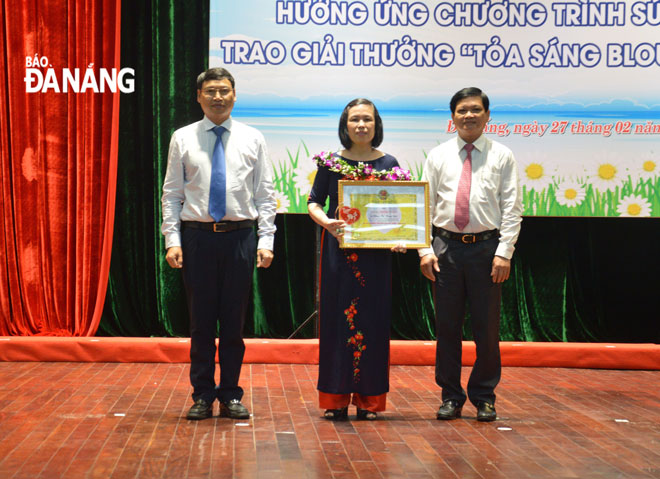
[{"xmin": 337, "ymin": 180, "xmax": 430, "ymax": 249}]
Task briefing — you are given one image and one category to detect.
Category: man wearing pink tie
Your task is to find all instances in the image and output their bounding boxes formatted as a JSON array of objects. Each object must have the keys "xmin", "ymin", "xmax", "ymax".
[{"xmin": 419, "ymin": 88, "xmax": 522, "ymax": 422}]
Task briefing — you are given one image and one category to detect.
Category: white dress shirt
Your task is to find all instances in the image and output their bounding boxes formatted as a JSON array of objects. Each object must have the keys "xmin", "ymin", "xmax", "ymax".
[
  {"xmin": 419, "ymin": 134, "xmax": 522, "ymax": 259},
  {"xmin": 161, "ymin": 116, "xmax": 276, "ymax": 251}
]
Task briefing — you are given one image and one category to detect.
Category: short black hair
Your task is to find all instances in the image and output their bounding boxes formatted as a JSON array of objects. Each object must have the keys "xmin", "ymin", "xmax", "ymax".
[
  {"xmin": 196, "ymin": 67, "xmax": 235, "ymax": 90},
  {"xmin": 450, "ymin": 87, "xmax": 489, "ymax": 113},
  {"xmin": 338, "ymin": 98, "xmax": 384, "ymax": 149}
]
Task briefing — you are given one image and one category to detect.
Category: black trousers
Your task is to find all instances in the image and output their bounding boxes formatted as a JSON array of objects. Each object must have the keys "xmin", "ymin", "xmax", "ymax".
[
  {"xmin": 182, "ymin": 226, "xmax": 256, "ymax": 404},
  {"xmin": 432, "ymin": 235, "xmax": 502, "ymax": 407}
]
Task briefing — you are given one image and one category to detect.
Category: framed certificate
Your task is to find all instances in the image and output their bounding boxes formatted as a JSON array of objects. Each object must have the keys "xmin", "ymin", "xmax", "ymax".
[{"xmin": 337, "ymin": 180, "xmax": 430, "ymax": 249}]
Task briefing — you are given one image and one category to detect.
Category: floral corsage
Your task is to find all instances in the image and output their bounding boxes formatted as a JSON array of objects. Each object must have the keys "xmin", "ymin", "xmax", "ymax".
[{"xmin": 312, "ymin": 151, "xmax": 412, "ymax": 181}]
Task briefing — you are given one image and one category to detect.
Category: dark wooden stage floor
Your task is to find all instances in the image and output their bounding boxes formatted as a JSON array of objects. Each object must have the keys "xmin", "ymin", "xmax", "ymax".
[{"xmin": 1, "ymin": 362, "xmax": 659, "ymax": 478}]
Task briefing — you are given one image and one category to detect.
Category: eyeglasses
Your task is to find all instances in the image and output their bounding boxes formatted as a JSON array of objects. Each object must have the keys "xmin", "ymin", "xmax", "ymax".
[
  {"xmin": 455, "ymin": 107, "xmax": 484, "ymax": 116},
  {"xmin": 201, "ymin": 88, "xmax": 233, "ymax": 99}
]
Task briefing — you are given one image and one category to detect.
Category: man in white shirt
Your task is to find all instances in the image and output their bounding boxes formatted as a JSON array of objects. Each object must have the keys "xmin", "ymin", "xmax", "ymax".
[
  {"xmin": 162, "ymin": 68, "xmax": 276, "ymax": 420},
  {"xmin": 419, "ymin": 87, "xmax": 522, "ymax": 422}
]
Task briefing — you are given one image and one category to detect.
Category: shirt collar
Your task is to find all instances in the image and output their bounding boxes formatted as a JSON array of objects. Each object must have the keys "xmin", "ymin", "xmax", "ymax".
[
  {"xmin": 202, "ymin": 115, "xmax": 232, "ymax": 132},
  {"xmin": 457, "ymin": 134, "xmax": 486, "ymax": 152}
]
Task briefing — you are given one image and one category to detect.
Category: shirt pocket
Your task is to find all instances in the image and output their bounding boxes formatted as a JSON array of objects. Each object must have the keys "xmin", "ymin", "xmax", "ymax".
[
  {"xmin": 227, "ymin": 149, "xmax": 256, "ymax": 191},
  {"xmin": 477, "ymin": 169, "xmax": 501, "ymax": 203},
  {"xmin": 227, "ymin": 159, "xmax": 252, "ymax": 192}
]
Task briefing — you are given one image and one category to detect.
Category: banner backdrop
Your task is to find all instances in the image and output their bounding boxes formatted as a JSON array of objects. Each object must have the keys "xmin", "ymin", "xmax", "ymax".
[{"xmin": 210, "ymin": 0, "xmax": 659, "ymax": 217}]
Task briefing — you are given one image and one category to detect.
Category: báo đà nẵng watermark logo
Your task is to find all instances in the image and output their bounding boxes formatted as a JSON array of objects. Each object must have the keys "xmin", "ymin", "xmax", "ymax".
[{"xmin": 24, "ymin": 54, "xmax": 135, "ymax": 93}]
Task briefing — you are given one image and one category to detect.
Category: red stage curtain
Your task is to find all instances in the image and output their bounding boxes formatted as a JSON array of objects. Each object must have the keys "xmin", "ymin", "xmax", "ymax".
[{"xmin": 0, "ymin": 0, "xmax": 121, "ymax": 335}]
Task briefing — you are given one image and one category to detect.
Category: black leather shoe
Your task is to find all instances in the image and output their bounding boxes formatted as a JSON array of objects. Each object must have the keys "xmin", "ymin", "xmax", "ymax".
[
  {"xmin": 476, "ymin": 401, "xmax": 497, "ymax": 422},
  {"xmin": 436, "ymin": 399, "xmax": 462, "ymax": 420},
  {"xmin": 187, "ymin": 398, "xmax": 213, "ymax": 420},
  {"xmin": 219, "ymin": 399, "xmax": 250, "ymax": 419}
]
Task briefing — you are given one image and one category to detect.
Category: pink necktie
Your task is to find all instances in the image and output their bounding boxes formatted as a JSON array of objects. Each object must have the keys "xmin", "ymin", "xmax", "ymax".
[{"xmin": 454, "ymin": 143, "xmax": 474, "ymax": 231}]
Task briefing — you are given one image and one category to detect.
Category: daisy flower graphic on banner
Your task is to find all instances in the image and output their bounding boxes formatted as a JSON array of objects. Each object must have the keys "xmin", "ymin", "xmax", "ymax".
[
  {"xmin": 555, "ymin": 180, "xmax": 586, "ymax": 207},
  {"xmin": 519, "ymin": 156, "xmax": 555, "ymax": 191},
  {"xmin": 586, "ymin": 156, "xmax": 626, "ymax": 192},
  {"xmin": 616, "ymin": 194, "xmax": 652, "ymax": 217},
  {"xmin": 274, "ymin": 190, "xmax": 290, "ymax": 213},
  {"xmin": 293, "ymin": 158, "xmax": 318, "ymax": 196},
  {"xmin": 633, "ymin": 153, "xmax": 659, "ymax": 181}
]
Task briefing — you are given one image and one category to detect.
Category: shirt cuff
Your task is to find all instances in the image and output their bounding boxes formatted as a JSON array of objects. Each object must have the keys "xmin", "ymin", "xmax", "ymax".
[
  {"xmin": 257, "ymin": 234, "xmax": 274, "ymax": 252},
  {"xmin": 165, "ymin": 233, "xmax": 182, "ymax": 249},
  {"xmin": 495, "ymin": 242, "xmax": 515, "ymax": 260},
  {"xmin": 418, "ymin": 247, "xmax": 434, "ymax": 257}
]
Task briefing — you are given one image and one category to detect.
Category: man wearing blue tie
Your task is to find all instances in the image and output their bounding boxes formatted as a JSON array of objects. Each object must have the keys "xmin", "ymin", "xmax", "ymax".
[{"xmin": 161, "ymin": 68, "xmax": 277, "ymax": 420}]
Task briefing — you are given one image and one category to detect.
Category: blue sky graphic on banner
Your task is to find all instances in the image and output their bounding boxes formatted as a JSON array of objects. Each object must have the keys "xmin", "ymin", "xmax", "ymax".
[{"xmin": 210, "ymin": 0, "xmax": 660, "ymax": 216}]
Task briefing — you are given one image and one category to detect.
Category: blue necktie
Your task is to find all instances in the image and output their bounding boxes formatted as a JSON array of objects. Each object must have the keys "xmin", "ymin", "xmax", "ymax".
[{"xmin": 209, "ymin": 125, "xmax": 227, "ymax": 221}]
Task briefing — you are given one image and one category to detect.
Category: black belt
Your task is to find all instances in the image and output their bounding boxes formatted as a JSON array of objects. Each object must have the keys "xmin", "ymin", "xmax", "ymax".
[
  {"xmin": 182, "ymin": 220, "xmax": 255, "ymax": 233},
  {"xmin": 433, "ymin": 227, "xmax": 499, "ymax": 244}
]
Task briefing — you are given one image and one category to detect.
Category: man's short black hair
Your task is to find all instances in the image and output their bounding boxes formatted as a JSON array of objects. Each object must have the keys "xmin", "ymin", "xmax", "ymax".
[
  {"xmin": 338, "ymin": 98, "xmax": 384, "ymax": 149},
  {"xmin": 196, "ymin": 67, "xmax": 235, "ymax": 90},
  {"xmin": 450, "ymin": 87, "xmax": 489, "ymax": 113}
]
